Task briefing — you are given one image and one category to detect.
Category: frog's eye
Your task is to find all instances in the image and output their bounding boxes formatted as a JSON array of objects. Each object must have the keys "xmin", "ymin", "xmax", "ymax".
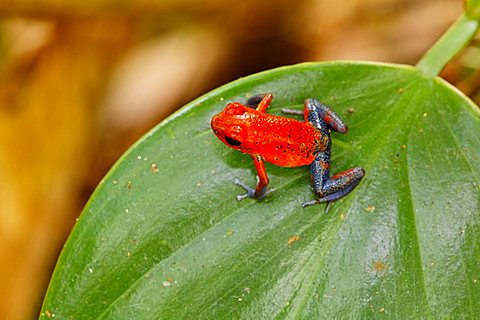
[{"xmin": 225, "ymin": 136, "xmax": 242, "ymax": 147}]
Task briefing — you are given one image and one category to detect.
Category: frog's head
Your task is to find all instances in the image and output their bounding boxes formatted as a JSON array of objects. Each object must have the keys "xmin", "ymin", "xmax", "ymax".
[{"xmin": 211, "ymin": 102, "xmax": 251, "ymax": 151}]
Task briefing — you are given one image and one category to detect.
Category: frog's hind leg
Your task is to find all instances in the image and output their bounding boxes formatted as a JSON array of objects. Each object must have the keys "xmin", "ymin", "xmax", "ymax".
[
  {"xmin": 301, "ymin": 99, "xmax": 364, "ymax": 209},
  {"xmin": 303, "ymin": 159, "xmax": 365, "ymax": 209},
  {"xmin": 306, "ymin": 98, "xmax": 348, "ymax": 133},
  {"xmin": 283, "ymin": 98, "xmax": 348, "ymax": 134}
]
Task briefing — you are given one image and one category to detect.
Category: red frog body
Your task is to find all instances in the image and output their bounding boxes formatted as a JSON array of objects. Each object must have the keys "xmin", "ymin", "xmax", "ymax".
[
  {"xmin": 211, "ymin": 93, "xmax": 364, "ymax": 209},
  {"xmin": 213, "ymin": 104, "xmax": 325, "ymax": 167}
]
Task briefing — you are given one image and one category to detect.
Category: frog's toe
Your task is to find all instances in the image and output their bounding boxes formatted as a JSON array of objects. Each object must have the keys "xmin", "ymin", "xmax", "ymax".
[
  {"xmin": 301, "ymin": 199, "xmax": 319, "ymax": 207},
  {"xmin": 234, "ymin": 179, "xmax": 255, "ymax": 200},
  {"xmin": 234, "ymin": 178, "xmax": 252, "ymax": 191},
  {"xmin": 301, "ymin": 198, "xmax": 332, "ymax": 213},
  {"xmin": 236, "ymin": 193, "xmax": 251, "ymax": 201},
  {"xmin": 281, "ymin": 108, "xmax": 304, "ymax": 115},
  {"xmin": 234, "ymin": 178, "xmax": 271, "ymax": 200}
]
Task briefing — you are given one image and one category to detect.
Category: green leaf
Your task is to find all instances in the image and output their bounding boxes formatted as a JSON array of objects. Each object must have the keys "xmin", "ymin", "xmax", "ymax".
[
  {"xmin": 41, "ymin": 62, "xmax": 480, "ymax": 319},
  {"xmin": 466, "ymin": 0, "xmax": 480, "ymax": 19}
]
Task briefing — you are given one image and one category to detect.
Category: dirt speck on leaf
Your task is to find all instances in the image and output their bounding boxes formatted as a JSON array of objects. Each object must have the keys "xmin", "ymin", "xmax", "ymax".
[{"xmin": 288, "ymin": 235, "xmax": 300, "ymax": 247}]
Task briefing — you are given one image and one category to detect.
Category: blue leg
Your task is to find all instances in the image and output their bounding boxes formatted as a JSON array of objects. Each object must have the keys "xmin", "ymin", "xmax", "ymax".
[
  {"xmin": 300, "ymin": 98, "xmax": 364, "ymax": 210},
  {"xmin": 304, "ymin": 99, "xmax": 348, "ymax": 133},
  {"xmin": 303, "ymin": 157, "xmax": 365, "ymax": 209},
  {"xmin": 283, "ymin": 98, "xmax": 348, "ymax": 133}
]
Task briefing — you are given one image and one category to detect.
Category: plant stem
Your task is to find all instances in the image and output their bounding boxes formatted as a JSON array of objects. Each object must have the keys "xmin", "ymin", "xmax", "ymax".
[{"xmin": 416, "ymin": 13, "xmax": 479, "ymax": 77}]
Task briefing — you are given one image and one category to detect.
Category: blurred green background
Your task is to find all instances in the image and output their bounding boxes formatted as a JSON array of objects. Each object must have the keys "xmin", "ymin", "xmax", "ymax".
[{"xmin": 1, "ymin": 0, "xmax": 479, "ymax": 319}]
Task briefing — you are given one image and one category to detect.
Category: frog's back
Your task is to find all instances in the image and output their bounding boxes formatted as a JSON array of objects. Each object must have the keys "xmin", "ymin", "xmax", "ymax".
[{"xmin": 245, "ymin": 113, "xmax": 326, "ymax": 167}]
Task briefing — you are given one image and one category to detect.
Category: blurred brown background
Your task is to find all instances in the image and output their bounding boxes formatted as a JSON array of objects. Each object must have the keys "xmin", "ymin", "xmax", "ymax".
[{"xmin": 1, "ymin": 0, "xmax": 479, "ymax": 319}]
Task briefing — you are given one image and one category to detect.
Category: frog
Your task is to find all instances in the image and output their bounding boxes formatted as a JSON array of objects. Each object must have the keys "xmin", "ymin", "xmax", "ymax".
[{"xmin": 211, "ymin": 93, "xmax": 364, "ymax": 209}]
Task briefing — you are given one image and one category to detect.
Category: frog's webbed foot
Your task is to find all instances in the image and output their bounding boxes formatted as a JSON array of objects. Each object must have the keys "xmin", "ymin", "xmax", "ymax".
[
  {"xmin": 234, "ymin": 178, "xmax": 256, "ymax": 200},
  {"xmin": 234, "ymin": 177, "xmax": 273, "ymax": 201},
  {"xmin": 235, "ymin": 154, "xmax": 271, "ymax": 201},
  {"xmin": 305, "ymin": 165, "xmax": 365, "ymax": 210}
]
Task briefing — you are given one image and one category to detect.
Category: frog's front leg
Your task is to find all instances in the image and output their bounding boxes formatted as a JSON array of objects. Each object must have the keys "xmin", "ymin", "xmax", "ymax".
[
  {"xmin": 245, "ymin": 93, "xmax": 273, "ymax": 112},
  {"xmin": 235, "ymin": 154, "xmax": 270, "ymax": 201},
  {"xmin": 303, "ymin": 151, "xmax": 365, "ymax": 209}
]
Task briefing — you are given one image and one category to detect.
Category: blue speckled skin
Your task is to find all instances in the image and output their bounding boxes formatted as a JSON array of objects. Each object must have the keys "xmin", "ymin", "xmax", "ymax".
[{"xmin": 300, "ymin": 98, "xmax": 364, "ymax": 209}]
